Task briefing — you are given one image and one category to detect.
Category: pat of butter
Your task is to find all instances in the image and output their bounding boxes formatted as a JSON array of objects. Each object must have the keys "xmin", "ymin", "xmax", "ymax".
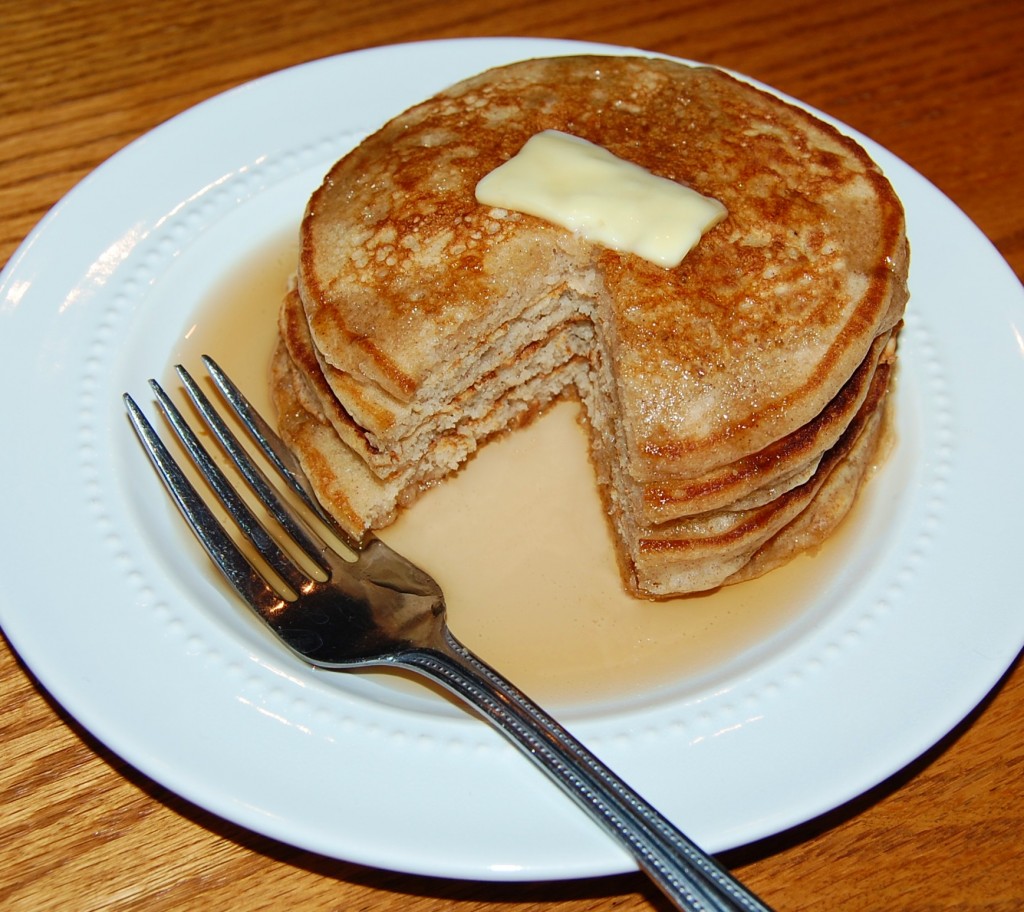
[{"xmin": 475, "ymin": 130, "xmax": 727, "ymax": 267}]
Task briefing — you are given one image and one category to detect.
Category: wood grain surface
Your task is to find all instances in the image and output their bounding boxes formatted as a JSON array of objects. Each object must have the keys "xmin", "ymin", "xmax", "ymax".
[{"xmin": 1, "ymin": 1, "xmax": 1022, "ymax": 910}]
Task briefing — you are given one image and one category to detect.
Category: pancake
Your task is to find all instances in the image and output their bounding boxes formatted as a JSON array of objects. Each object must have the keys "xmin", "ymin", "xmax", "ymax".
[
  {"xmin": 637, "ymin": 328, "xmax": 895, "ymax": 523},
  {"xmin": 629, "ymin": 350, "xmax": 896, "ymax": 594},
  {"xmin": 277, "ymin": 286, "xmax": 594, "ymax": 478},
  {"xmin": 273, "ymin": 54, "xmax": 909, "ymax": 597}
]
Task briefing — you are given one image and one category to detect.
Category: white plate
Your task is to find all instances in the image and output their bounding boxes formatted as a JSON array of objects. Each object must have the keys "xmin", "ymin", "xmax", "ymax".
[{"xmin": 2, "ymin": 37, "xmax": 1023, "ymax": 882}]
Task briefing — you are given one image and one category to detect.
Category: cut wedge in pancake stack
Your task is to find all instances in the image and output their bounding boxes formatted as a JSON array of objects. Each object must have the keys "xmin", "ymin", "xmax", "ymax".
[{"xmin": 271, "ymin": 54, "xmax": 909, "ymax": 598}]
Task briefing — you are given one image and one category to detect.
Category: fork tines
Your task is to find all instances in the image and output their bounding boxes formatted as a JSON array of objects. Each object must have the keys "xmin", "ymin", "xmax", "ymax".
[{"xmin": 123, "ymin": 360, "xmax": 331, "ymax": 612}]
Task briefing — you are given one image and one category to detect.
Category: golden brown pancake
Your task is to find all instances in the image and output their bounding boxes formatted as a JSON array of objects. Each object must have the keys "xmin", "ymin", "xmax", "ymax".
[{"xmin": 273, "ymin": 54, "xmax": 909, "ymax": 597}]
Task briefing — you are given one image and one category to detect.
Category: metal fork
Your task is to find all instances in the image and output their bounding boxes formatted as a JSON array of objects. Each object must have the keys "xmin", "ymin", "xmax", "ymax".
[{"xmin": 123, "ymin": 356, "xmax": 775, "ymax": 912}]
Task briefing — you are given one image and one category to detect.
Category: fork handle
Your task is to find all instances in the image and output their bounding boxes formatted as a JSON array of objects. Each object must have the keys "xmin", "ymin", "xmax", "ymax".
[{"xmin": 398, "ymin": 631, "xmax": 775, "ymax": 912}]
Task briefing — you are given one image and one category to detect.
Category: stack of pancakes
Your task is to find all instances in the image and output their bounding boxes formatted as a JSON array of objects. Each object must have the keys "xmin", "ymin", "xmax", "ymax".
[{"xmin": 271, "ymin": 55, "xmax": 908, "ymax": 597}]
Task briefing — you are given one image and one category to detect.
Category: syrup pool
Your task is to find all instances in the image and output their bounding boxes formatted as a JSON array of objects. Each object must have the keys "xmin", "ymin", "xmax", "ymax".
[{"xmin": 169, "ymin": 229, "xmax": 866, "ymax": 712}]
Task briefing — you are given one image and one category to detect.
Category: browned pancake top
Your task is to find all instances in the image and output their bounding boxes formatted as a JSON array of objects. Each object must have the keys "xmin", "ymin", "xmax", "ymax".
[{"xmin": 299, "ymin": 55, "xmax": 908, "ymax": 477}]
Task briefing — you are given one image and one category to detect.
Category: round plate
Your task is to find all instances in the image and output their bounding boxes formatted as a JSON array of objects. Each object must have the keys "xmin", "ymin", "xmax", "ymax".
[{"xmin": 1, "ymin": 37, "xmax": 1022, "ymax": 881}]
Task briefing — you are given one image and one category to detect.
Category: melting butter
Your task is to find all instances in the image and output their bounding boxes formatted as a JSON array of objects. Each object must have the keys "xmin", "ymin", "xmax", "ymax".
[{"xmin": 475, "ymin": 130, "xmax": 727, "ymax": 267}]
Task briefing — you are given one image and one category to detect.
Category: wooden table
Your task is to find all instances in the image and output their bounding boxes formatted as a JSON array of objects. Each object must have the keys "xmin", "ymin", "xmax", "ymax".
[{"xmin": 2, "ymin": 1, "xmax": 1022, "ymax": 909}]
